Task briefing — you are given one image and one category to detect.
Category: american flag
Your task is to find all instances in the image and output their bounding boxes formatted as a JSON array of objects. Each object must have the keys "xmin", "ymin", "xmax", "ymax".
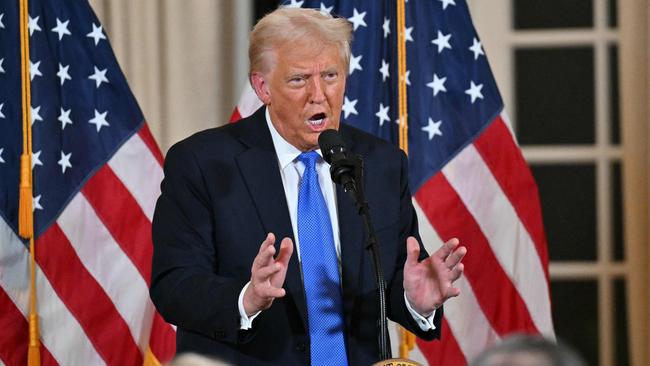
[
  {"xmin": 232, "ymin": 0, "xmax": 556, "ymax": 364},
  {"xmin": 0, "ymin": 0, "xmax": 175, "ymax": 365}
]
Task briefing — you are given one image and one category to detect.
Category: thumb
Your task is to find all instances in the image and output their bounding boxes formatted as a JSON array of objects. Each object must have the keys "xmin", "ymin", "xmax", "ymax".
[{"xmin": 405, "ymin": 236, "xmax": 421, "ymax": 267}]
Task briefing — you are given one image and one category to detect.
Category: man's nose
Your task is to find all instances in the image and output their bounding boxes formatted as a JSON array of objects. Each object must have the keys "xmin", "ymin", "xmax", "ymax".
[{"xmin": 308, "ymin": 77, "xmax": 326, "ymax": 104}]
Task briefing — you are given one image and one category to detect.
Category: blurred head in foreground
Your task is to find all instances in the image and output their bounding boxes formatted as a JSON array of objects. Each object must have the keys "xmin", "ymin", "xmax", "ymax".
[
  {"xmin": 469, "ymin": 335, "xmax": 587, "ymax": 366},
  {"xmin": 168, "ymin": 352, "xmax": 231, "ymax": 366}
]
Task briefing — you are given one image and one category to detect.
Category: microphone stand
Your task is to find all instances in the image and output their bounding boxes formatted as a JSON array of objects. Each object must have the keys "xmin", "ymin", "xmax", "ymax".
[{"xmin": 330, "ymin": 155, "xmax": 391, "ymax": 361}]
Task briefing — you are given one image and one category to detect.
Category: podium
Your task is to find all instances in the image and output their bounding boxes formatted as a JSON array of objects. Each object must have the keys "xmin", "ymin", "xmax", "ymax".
[{"xmin": 373, "ymin": 359, "xmax": 422, "ymax": 366}]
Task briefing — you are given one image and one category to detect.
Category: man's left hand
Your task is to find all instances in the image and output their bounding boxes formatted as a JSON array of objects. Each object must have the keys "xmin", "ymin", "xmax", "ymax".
[{"xmin": 403, "ymin": 236, "xmax": 466, "ymax": 316}]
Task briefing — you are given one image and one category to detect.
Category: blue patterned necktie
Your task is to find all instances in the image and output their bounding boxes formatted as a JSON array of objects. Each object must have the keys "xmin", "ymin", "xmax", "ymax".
[{"xmin": 297, "ymin": 151, "xmax": 348, "ymax": 365}]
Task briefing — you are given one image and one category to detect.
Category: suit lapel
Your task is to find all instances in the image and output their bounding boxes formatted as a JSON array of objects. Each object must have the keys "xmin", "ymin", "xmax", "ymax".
[{"xmin": 234, "ymin": 108, "xmax": 308, "ymax": 328}]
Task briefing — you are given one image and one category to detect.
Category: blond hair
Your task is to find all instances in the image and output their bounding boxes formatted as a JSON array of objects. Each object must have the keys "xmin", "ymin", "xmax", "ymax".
[{"xmin": 248, "ymin": 7, "xmax": 352, "ymax": 79}]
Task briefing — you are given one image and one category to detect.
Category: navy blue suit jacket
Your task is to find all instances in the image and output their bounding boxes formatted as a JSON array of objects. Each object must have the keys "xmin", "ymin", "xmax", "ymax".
[{"xmin": 150, "ymin": 107, "xmax": 442, "ymax": 365}]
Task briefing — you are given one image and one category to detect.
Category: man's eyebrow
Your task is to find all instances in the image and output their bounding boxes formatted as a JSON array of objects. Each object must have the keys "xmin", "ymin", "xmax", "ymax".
[
  {"xmin": 322, "ymin": 67, "xmax": 338, "ymax": 73},
  {"xmin": 287, "ymin": 72, "xmax": 310, "ymax": 79}
]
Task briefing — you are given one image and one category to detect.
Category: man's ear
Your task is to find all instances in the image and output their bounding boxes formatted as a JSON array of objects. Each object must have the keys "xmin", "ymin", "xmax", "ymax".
[{"xmin": 250, "ymin": 72, "xmax": 271, "ymax": 105}]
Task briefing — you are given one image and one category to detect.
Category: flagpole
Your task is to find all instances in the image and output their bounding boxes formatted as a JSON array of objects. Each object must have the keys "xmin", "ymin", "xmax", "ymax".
[
  {"xmin": 395, "ymin": 0, "xmax": 418, "ymax": 360},
  {"xmin": 397, "ymin": 0, "xmax": 408, "ymax": 155},
  {"xmin": 18, "ymin": 0, "xmax": 41, "ymax": 364}
]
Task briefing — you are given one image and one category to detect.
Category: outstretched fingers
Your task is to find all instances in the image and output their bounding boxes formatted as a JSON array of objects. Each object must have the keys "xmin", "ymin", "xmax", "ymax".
[
  {"xmin": 434, "ymin": 238, "xmax": 466, "ymax": 302},
  {"xmin": 449, "ymin": 262, "xmax": 464, "ymax": 282},
  {"xmin": 434, "ymin": 237, "xmax": 460, "ymax": 261},
  {"xmin": 270, "ymin": 238, "xmax": 293, "ymax": 289},
  {"xmin": 255, "ymin": 262, "xmax": 283, "ymax": 280},
  {"xmin": 245, "ymin": 234, "xmax": 293, "ymax": 314},
  {"xmin": 253, "ymin": 233, "xmax": 277, "ymax": 271},
  {"xmin": 444, "ymin": 244, "xmax": 467, "ymax": 269}
]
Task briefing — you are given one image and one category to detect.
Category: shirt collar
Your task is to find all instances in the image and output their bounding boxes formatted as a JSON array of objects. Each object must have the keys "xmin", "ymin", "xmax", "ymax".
[{"xmin": 265, "ymin": 107, "xmax": 323, "ymax": 169}]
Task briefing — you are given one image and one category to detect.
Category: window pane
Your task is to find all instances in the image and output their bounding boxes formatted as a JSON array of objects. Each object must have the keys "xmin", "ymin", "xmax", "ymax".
[
  {"xmin": 610, "ymin": 44, "xmax": 620, "ymax": 144},
  {"xmin": 513, "ymin": 0, "xmax": 593, "ymax": 29},
  {"xmin": 551, "ymin": 280, "xmax": 599, "ymax": 365},
  {"xmin": 531, "ymin": 164, "xmax": 596, "ymax": 261},
  {"xmin": 609, "ymin": 0, "xmax": 618, "ymax": 28},
  {"xmin": 515, "ymin": 47, "xmax": 595, "ymax": 145},
  {"xmin": 612, "ymin": 162, "xmax": 624, "ymax": 260},
  {"xmin": 614, "ymin": 278, "xmax": 629, "ymax": 365}
]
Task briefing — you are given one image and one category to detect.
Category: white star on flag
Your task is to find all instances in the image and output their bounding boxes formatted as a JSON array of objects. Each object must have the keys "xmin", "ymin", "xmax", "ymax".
[
  {"xmin": 422, "ymin": 118, "xmax": 443, "ymax": 140},
  {"xmin": 52, "ymin": 18, "xmax": 72, "ymax": 41},
  {"xmin": 439, "ymin": 0, "xmax": 456, "ymax": 10},
  {"xmin": 59, "ymin": 107, "xmax": 73, "ymax": 130},
  {"xmin": 31, "ymin": 105, "xmax": 43, "ymax": 125},
  {"xmin": 28, "ymin": 15, "xmax": 42, "ymax": 36},
  {"xmin": 465, "ymin": 81, "xmax": 484, "ymax": 103},
  {"xmin": 0, "ymin": 148, "xmax": 4, "ymax": 163},
  {"xmin": 469, "ymin": 37, "xmax": 485, "ymax": 60},
  {"xmin": 319, "ymin": 3, "xmax": 333, "ymax": 14},
  {"xmin": 0, "ymin": 103, "xmax": 5, "ymax": 118},
  {"xmin": 348, "ymin": 8, "xmax": 367, "ymax": 31},
  {"xmin": 33, "ymin": 194, "xmax": 43, "ymax": 211},
  {"xmin": 349, "ymin": 54, "xmax": 362, "ymax": 75},
  {"xmin": 427, "ymin": 73, "xmax": 447, "ymax": 96},
  {"xmin": 284, "ymin": 0, "xmax": 304, "ymax": 8},
  {"xmin": 88, "ymin": 66, "xmax": 109, "ymax": 88},
  {"xmin": 57, "ymin": 63, "xmax": 72, "ymax": 85},
  {"xmin": 379, "ymin": 59, "xmax": 389, "ymax": 82},
  {"xmin": 405, "ymin": 27, "xmax": 414, "ymax": 42},
  {"xmin": 431, "ymin": 30, "xmax": 452, "ymax": 53},
  {"xmin": 342, "ymin": 97, "xmax": 358, "ymax": 118},
  {"xmin": 32, "ymin": 150, "xmax": 43, "ymax": 169},
  {"xmin": 382, "ymin": 17, "xmax": 390, "ymax": 38},
  {"xmin": 89, "ymin": 109, "xmax": 110, "ymax": 132},
  {"xmin": 375, "ymin": 103, "xmax": 390, "ymax": 126},
  {"xmin": 0, "ymin": 13, "xmax": 4, "ymax": 29},
  {"xmin": 86, "ymin": 23, "xmax": 107, "ymax": 45},
  {"xmin": 30, "ymin": 60, "xmax": 43, "ymax": 80},
  {"xmin": 58, "ymin": 151, "xmax": 72, "ymax": 173},
  {"xmin": 0, "ymin": 58, "xmax": 4, "ymax": 73},
  {"xmin": 400, "ymin": 70, "xmax": 411, "ymax": 86}
]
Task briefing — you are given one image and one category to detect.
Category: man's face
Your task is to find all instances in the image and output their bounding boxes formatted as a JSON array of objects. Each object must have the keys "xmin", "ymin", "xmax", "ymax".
[{"xmin": 252, "ymin": 41, "xmax": 347, "ymax": 151}]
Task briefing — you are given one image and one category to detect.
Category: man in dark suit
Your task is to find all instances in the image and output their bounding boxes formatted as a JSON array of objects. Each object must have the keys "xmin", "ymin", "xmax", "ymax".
[{"xmin": 150, "ymin": 7, "xmax": 466, "ymax": 366}]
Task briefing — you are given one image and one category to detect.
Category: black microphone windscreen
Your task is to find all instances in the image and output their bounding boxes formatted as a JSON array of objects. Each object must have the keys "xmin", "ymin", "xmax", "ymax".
[{"xmin": 318, "ymin": 129, "xmax": 347, "ymax": 164}]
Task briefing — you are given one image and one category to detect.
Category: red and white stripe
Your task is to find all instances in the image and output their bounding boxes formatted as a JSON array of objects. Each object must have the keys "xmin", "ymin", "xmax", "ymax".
[
  {"xmin": 414, "ymin": 114, "xmax": 555, "ymax": 365},
  {"xmin": 231, "ymin": 88, "xmax": 555, "ymax": 365},
  {"xmin": 230, "ymin": 83, "xmax": 263, "ymax": 122},
  {"xmin": 0, "ymin": 124, "xmax": 176, "ymax": 366}
]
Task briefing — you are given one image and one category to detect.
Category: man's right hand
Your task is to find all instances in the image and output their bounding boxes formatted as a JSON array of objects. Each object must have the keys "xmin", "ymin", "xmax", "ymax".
[{"xmin": 243, "ymin": 233, "xmax": 294, "ymax": 316}]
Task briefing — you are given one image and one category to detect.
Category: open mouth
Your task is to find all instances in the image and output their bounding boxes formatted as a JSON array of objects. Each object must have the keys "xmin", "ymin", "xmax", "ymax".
[{"xmin": 307, "ymin": 112, "xmax": 327, "ymax": 127}]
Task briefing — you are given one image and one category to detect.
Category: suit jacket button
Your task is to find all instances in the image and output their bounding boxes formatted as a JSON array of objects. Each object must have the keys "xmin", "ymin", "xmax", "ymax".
[{"xmin": 296, "ymin": 342, "xmax": 306, "ymax": 352}]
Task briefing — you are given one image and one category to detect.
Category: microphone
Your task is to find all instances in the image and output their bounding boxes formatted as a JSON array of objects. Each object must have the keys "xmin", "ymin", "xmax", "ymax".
[
  {"xmin": 319, "ymin": 129, "xmax": 391, "ymax": 360},
  {"xmin": 318, "ymin": 129, "xmax": 357, "ymax": 194}
]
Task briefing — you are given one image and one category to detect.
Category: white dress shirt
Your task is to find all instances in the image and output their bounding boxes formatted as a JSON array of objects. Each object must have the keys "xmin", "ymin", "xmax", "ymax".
[{"xmin": 238, "ymin": 109, "xmax": 436, "ymax": 332}]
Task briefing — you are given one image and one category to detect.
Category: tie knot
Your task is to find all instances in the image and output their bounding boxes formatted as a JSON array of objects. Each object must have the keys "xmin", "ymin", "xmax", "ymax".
[{"xmin": 298, "ymin": 151, "xmax": 320, "ymax": 170}]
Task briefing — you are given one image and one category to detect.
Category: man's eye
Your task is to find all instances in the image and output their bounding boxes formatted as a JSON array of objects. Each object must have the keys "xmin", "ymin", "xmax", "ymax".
[
  {"xmin": 289, "ymin": 77, "xmax": 306, "ymax": 85},
  {"xmin": 324, "ymin": 72, "xmax": 338, "ymax": 81}
]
